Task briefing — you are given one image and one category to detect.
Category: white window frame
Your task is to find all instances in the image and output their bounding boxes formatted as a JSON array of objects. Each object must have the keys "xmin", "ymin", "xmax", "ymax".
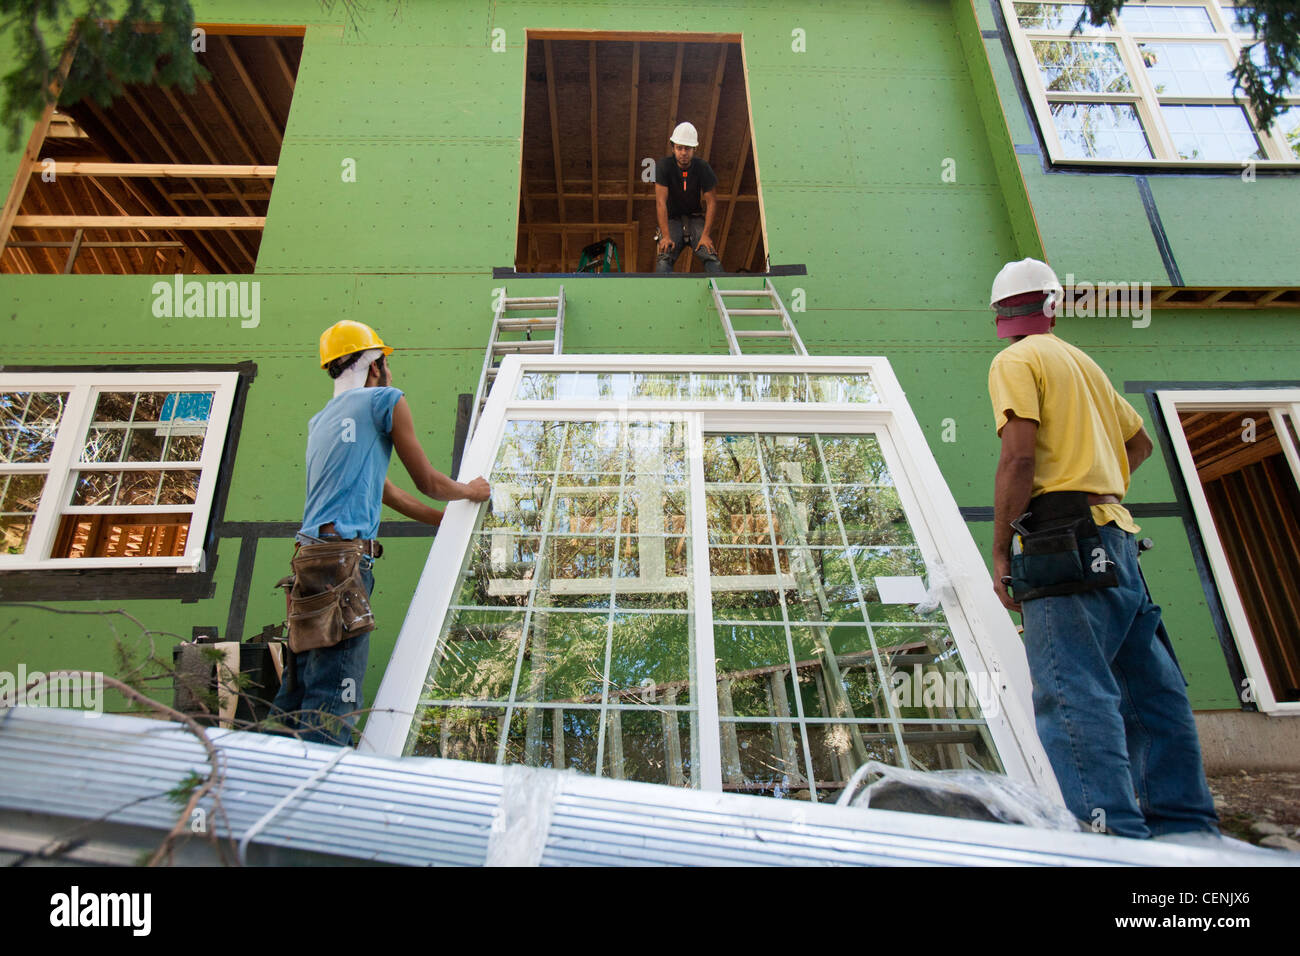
[
  {"xmin": 1003, "ymin": 0, "xmax": 1300, "ymax": 167},
  {"xmin": 1157, "ymin": 387, "xmax": 1300, "ymax": 715},
  {"xmin": 0, "ymin": 371, "xmax": 239, "ymax": 571},
  {"xmin": 361, "ymin": 354, "xmax": 1061, "ymax": 800}
]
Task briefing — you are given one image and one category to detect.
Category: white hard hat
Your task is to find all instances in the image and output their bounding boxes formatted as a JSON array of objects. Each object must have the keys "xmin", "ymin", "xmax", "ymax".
[
  {"xmin": 990, "ymin": 257, "xmax": 1063, "ymax": 308},
  {"xmin": 670, "ymin": 121, "xmax": 699, "ymax": 147}
]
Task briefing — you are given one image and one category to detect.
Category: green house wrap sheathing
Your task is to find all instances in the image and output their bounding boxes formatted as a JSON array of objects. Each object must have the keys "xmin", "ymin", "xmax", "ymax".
[{"xmin": 3, "ymin": 0, "xmax": 1296, "ymax": 717}]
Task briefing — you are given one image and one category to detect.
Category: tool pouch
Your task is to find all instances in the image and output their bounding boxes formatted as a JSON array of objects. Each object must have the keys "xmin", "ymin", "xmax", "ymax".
[
  {"xmin": 277, "ymin": 539, "xmax": 376, "ymax": 653},
  {"xmin": 1009, "ymin": 492, "xmax": 1119, "ymax": 604}
]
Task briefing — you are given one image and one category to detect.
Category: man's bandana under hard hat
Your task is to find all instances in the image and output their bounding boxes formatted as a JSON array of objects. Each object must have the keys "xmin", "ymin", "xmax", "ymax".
[
  {"xmin": 334, "ymin": 348, "xmax": 385, "ymax": 397},
  {"xmin": 994, "ymin": 291, "xmax": 1056, "ymax": 339}
]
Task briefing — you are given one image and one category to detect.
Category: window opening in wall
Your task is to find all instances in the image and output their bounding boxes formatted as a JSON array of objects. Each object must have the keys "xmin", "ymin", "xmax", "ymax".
[
  {"xmin": 1004, "ymin": 2, "xmax": 1300, "ymax": 165},
  {"xmin": 1160, "ymin": 391, "xmax": 1300, "ymax": 712},
  {"xmin": 0, "ymin": 26, "xmax": 305, "ymax": 275},
  {"xmin": 0, "ymin": 372, "xmax": 238, "ymax": 569},
  {"xmin": 516, "ymin": 32, "xmax": 766, "ymax": 274}
]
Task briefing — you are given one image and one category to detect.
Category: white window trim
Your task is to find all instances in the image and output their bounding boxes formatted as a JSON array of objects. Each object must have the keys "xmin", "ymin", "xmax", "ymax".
[
  {"xmin": 361, "ymin": 354, "xmax": 1061, "ymax": 802},
  {"xmin": 1002, "ymin": 0, "xmax": 1300, "ymax": 167},
  {"xmin": 0, "ymin": 371, "xmax": 239, "ymax": 571},
  {"xmin": 1157, "ymin": 387, "xmax": 1300, "ymax": 715}
]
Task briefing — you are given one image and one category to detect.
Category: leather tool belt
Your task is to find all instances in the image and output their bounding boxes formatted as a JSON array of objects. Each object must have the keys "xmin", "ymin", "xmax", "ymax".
[
  {"xmin": 276, "ymin": 538, "xmax": 378, "ymax": 653},
  {"xmin": 1008, "ymin": 491, "xmax": 1120, "ymax": 604}
]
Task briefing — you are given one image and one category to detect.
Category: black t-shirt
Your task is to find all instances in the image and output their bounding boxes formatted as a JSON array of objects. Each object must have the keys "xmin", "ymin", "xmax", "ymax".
[{"xmin": 656, "ymin": 156, "xmax": 718, "ymax": 218}]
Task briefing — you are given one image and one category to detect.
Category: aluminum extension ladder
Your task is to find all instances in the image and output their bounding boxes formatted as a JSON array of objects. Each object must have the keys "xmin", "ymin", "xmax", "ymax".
[
  {"xmin": 468, "ymin": 286, "xmax": 565, "ymax": 438},
  {"xmin": 709, "ymin": 278, "xmax": 808, "ymax": 356}
]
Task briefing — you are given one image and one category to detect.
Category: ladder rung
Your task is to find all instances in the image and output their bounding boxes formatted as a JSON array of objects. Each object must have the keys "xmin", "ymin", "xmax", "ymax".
[
  {"xmin": 493, "ymin": 341, "xmax": 557, "ymax": 354},
  {"xmin": 503, "ymin": 296, "xmax": 561, "ymax": 307},
  {"xmin": 497, "ymin": 318, "xmax": 558, "ymax": 331},
  {"xmin": 725, "ymin": 308, "xmax": 781, "ymax": 316},
  {"xmin": 734, "ymin": 330, "xmax": 794, "ymax": 338},
  {"xmin": 716, "ymin": 289, "xmax": 771, "ymax": 297}
]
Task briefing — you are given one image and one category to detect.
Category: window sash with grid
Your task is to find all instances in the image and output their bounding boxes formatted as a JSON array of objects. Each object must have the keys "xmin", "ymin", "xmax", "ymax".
[
  {"xmin": 1006, "ymin": 1, "xmax": 1300, "ymax": 164},
  {"xmin": 0, "ymin": 373, "xmax": 237, "ymax": 570}
]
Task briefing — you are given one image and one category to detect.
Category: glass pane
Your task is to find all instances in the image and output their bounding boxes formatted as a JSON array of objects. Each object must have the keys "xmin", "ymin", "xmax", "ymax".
[
  {"xmin": 407, "ymin": 706, "xmax": 505, "ymax": 762},
  {"xmin": 81, "ymin": 428, "xmax": 125, "ymax": 463},
  {"xmin": 1161, "ymin": 104, "xmax": 1266, "ymax": 160},
  {"xmin": 116, "ymin": 471, "xmax": 164, "ymax": 506},
  {"xmin": 1118, "ymin": 4, "xmax": 1214, "ymax": 34},
  {"xmin": 1230, "ymin": 5, "xmax": 1257, "ymax": 36},
  {"xmin": 1, "ymin": 515, "xmax": 34, "ymax": 553},
  {"xmin": 703, "ymin": 434, "xmax": 763, "ymax": 483},
  {"xmin": 424, "ymin": 609, "xmax": 525, "ymax": 702},
  {"xmin": 705, "ymin": 430, "xmax": 1002, "ymax": 799},
  {"xmin": 610, "ymin": 711, "xmax": 693, "ymax": 787},
  {"xmin": 1272, "ymin": 106, "xmax": 1299, "ymax": 158},
  {"xmin": 52, "ymin": 514, "xmax": 190, "ymax": 559},
  {"xmin": 808, "ymin": 725, "xmax": 902, "ymax": 800},
  {"xmin": 877, "ymin": 625, "xmax": 988, "ymax": 720},
  {"xmin": 163, "ymin": 434, "xmax": 207, "ymax": 462},
  {"xmin": 125, "ymin": 426, "xmax": 167, "ymax": 462},
  {"xmin": 161, "ymin": 392, "xmax": 213, "ymax": 423},
  {"xmin": 494, "ymin": 420, "xmax": 564, "ymax": 473},
  {"xmin": 770, "ymin": 484, "xmax": 841, "ymax": 546},
  {"xmin": 156, "ymin": 470, "xmax": 199, "ymax": 505},
  {"xmin": 512, "ymin": 371, "xmax": 878, "ymax": 405},
  {"xmin": 760, "ymin": 434, "xmax": 824, "ymax": 485},
  {"xmin": 92, "ymin": 392, "xmax": 137, "ymax": 423},
  {"xmin": 706, "ymin": 490, "xmax": 773, "ymax": 544},
  {"xmin": 1033, "ymin": 40, "xmax": 1133, "ymax": 93},
  {"xmin": 0, "ymin": 391, "xmax": 66, "ymax": 463},
  {"xmin": 751, "ymin": 373, "xmax": 809, "ymax": 403},
  {"xmin": 503, "ymin": 708, "xmax": 601, "ymax": 774},
  {"xmin": 1050, "ymin": 102, "xmax": 1154, "ymax": 159},
  {"xmin": 903, "ymin": 724, "xmax": 1003, "ymax": 773},
  {"xmin": 454, "ymin": 534, "xmax": 540, "ymax": 607},
  {"xmin": 726, "ymin": 721, "xmax": 808, "ymax": 797},
  {"xmin": 808, "ymin": 374, "xmax": 880, "ymax": 404},
  {"xmin": 71, "ymin": 471, "xmax": 120, "ymax": 506},
  {"xmin": 607, "ymin": 612, "xmax": 691, "ymax": 703},
  {"xmin": 1014, "ymin": 2, "xmax": 1108, "ymax": 32},
  {"xmin": 1140, "ymin": 41, "xmax": 1235, "ymax": 96},
  {"xmin": 522, "ymin": 611, "xmax": 607, "ymax": 703}
]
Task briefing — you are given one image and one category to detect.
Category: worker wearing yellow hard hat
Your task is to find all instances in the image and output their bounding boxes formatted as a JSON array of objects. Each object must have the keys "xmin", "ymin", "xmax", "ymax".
[
  {"xmin": 271, "ymin": 319, "xmax": 490, "ymax": 746},
  {"xmin": 318, "ymin": 319, "xmax": 394, "ymax": 369}
]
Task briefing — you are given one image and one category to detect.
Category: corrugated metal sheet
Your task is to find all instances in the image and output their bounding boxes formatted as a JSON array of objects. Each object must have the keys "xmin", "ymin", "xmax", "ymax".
[{"xmin": 0, "ymin": 708, "xmax": 1281, "ymax": 866}]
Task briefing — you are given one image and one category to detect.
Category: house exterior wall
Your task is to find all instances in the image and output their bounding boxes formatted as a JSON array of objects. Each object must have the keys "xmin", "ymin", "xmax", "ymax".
[{"xmin": 1, "ymin": 0, "xmax": 1294, "ymax": 726}]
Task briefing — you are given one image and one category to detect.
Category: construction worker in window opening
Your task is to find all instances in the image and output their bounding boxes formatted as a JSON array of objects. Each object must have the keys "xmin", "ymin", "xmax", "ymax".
[
  {"xmin": 987, "ymin": 258, "xmax": 1224, "ymax": 845},
  {"xmin": 654, "ymin": 121, "xmax": 723, "ymax": 275},
  {"xmin": 271, "ymin": 320, "xmax": 490, "ymax": 746}
]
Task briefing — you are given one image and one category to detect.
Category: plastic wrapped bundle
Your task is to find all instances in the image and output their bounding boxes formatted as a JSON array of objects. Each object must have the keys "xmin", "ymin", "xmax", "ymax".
[{"xmin": 840, "ymin": 760, "xmax": 1083, "ymax": 831}]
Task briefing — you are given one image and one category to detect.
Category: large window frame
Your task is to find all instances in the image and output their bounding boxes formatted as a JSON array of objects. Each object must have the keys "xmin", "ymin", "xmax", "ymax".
[
  {"xmin": 1158, "ymin": 387, "xmax": 1300, "ymax": 715},
  {"xmin": 1003, "ymin": 1, "xmax": 1300, "ymax": 167},
  {"xmin": 0, "ymin": 371, "xmax": 239, "ymax": 571},
  {"xmin": 362, "ymin": 355, "xmax": 1057, "ymax": 799}
]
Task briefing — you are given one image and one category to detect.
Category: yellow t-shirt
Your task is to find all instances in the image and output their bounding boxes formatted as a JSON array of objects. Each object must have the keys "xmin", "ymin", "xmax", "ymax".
[{"xmin": 988, "ymin": 333, "xmax": 1143, "ymax": 533}]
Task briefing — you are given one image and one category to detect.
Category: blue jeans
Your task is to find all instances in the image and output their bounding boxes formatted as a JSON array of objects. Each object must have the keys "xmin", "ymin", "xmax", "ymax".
[
  {"xmin": 1021, "ymin": 524, "xmax": 1218, "ymax": 839},
  {"xmin": 655, "ymin": 214, "xmax": 723, "ymax": 274},
  {"xmin": 272, "ymin": 559, "xmax": 374, "ymax": 747}
]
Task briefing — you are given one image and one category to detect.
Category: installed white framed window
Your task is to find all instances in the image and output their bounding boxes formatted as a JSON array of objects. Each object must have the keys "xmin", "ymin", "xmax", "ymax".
[
  {"xmin": 0, "ymin": 372, "xmax": 238, "ymax": 571},
  {"xmin": 363, "ymin": 356, "xmax": 1057, "ymax": 803},
  {"xmin": 1004, "ymin": 1, "xmax": 1300, "ymax": 165},
  {"xmin": 1159, "ymin": 388, "xmax": 1300, "ymax": 714}
]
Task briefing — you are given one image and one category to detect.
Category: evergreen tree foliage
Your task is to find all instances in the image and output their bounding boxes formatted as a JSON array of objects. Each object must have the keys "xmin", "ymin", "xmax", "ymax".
[{"xmin": 1, "ymin": 0, "xmax": 206, "ymax": 149}]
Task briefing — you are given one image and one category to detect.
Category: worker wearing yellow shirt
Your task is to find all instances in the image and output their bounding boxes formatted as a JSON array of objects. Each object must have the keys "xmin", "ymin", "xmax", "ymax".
[{"xmin": 987, "ymin": 258, "xmax": 1218, "ymax": 843}]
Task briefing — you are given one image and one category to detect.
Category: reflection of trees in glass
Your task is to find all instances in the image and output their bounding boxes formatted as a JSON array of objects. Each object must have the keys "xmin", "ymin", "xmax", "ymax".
[{"xmin": 1033, "ymin": 40, "xmax": 1132, "ymax": 92}]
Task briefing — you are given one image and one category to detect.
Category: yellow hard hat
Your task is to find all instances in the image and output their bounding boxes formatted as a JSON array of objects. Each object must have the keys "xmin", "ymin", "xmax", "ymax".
[{"xmin": 319, "ymin": 320, "xmax": 394, "ymax": 368}]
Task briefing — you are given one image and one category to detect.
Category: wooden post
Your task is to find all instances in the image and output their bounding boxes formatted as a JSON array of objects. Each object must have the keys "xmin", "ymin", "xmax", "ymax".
[{"xmin": 717, "ymin": 677, "xmax": 743, "ymax": 785}]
